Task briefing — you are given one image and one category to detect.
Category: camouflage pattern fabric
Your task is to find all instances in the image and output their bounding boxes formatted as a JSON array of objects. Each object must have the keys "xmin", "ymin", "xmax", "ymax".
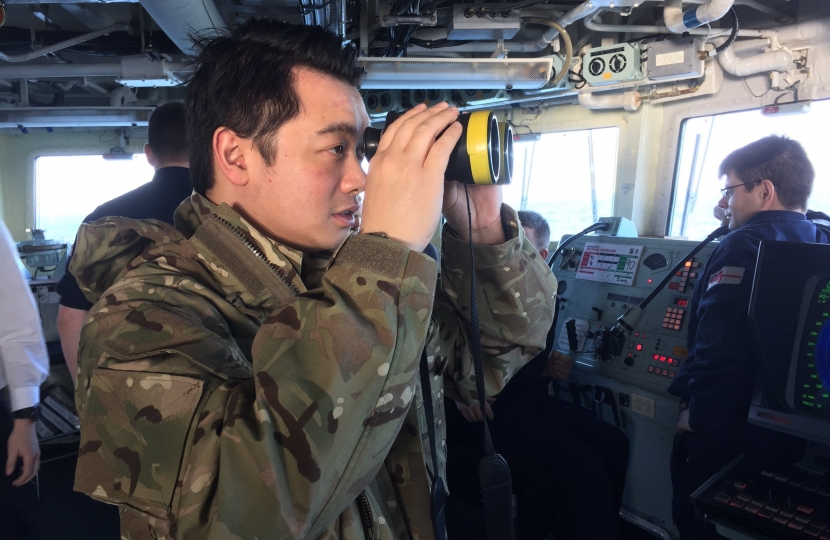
[{"xmin": 71, "ymin": 193, "xmax": 556, "ymax": 540}]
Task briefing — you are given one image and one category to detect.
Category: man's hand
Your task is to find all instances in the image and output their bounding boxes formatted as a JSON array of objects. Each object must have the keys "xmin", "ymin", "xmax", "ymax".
[
  {"xmin": 6, "ymin": 418, "xmax": 40, "ymax": 486},
  {"xmin": 360, "ymin": 103, "xmax": 463, "ymax": 252},
  {"xmin": 442, "ymin": 182, "xmax": 505, "ymax": 245},
  {"xmin": 543, "ymin": 350, "xmax": 572, "ymax": 381},
  {"xmin": 677, "ymin": 408, "xmax": 694, "ymax": 434},
  {"xmin": 455, "ymin": 399, "xmax": 495, "ymax": 422}
]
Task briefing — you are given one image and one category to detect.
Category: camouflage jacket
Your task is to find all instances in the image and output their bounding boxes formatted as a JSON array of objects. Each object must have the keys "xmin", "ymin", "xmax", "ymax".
[{"xmin": 71, "ymin": 193, "xmax": 556, "ymax": 540}]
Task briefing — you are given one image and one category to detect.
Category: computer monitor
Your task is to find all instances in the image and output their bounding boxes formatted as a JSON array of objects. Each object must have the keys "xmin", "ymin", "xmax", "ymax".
[{"xmin": 748, "ymin": 241, "xmax": 830, "ymax": 446}]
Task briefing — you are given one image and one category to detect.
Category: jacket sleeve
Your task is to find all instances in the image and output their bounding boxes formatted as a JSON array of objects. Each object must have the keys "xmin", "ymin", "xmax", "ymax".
[
  {"xmin": 683, "ymin": 238, "xmax": 760, "ymax": 433},
  {"xmin": 74, "ymin": 234, "xmax": 437, "ymax": 540},
  {"xmin": 0, "ymin": 221, "xmax": 49, "ymax": 411},
  {"xmin": 433, "ymin": 204, "xmax": 557, "ymax": 405}
]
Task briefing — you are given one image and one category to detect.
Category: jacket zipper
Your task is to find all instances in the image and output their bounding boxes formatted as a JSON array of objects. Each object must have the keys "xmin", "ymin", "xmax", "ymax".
[
  {"xmin": 357, "ymin": 491, "xmax": 376, "ymax": 540},
  {"xmin": 386, "ymin": 457, "xmax": 415, "ymax": 540},
  {"xmin": 209, "ymin": 214, "xmax": 299, "ymax": 296}
]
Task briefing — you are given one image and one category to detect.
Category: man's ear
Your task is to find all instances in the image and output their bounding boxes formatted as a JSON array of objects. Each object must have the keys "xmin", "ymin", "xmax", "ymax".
[
  {"xmin": 144, "ymin": 144, "xmax": 156, "ymax": 168},
  {"xmin": 540, "ymin": 247, "xmax": 550, "ymax": 262},
  {"xmin": 759, "ymin": 179, "xmax": 777, "ymax": 208},
  {"xmin": 213, "ymin": 128, "xmax": 249, "ymax": 187}
]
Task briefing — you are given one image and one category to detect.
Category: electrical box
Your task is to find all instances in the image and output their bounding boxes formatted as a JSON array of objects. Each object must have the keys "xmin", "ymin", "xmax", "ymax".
[
  {"xmin": 363, "ymin": 90, "xmax": 401, "ymax": 115},
  {"xmin": 583, "ymin": 43, "xmax": 645, "ymax": 86},
  {"xmin": 447, "ymin": 4, "xmax": 521, "ymax": 40},
  {"xmin": 646, "ymin": 37, "xmax": 705, "ymax": 81}
]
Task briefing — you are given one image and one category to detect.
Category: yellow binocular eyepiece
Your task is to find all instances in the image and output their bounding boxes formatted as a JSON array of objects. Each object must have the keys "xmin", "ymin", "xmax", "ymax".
[{"xmin": 362, "ymin": 110, "xmax": 513, "ymax": 185}]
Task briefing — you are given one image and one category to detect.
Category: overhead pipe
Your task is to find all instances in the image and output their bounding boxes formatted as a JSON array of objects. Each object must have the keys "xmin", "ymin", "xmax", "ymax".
[
  {"xmin": 584, "ymin": 12, "xmax": 764, "ymax": 37},
  {"xmin": 534, "ymin": 0, "xmax": 606, "ymax": 50},
  {"xmin": 715, "ymin": 38, "xmax": 794, "ymax": 76},
  {"xmin": 0, "ymin": 58, "xmax": 189, "ymax": 80},
  {"xmin": 138, "ymin": 0, "xmax": 227, "ymax": 56},
  {"xmin": 664, "ymin": 0, "xmax": 735, "ymax": 33},
  {"xmin": 0, "ymin": 23, "xmax": 129, "ymax": 63},
  {"xmin": 578, "ymin": 91, "xmax": 641, "ymax": 111}
]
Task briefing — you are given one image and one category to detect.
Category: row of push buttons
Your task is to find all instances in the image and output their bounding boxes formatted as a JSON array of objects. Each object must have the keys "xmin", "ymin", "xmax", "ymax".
[
  {"xmin": 663, "ymin": 307, "xmax": 685, "ymax": 331},
  {"xmin": 716, "ymin": 491, "xmax": 827, "ymax": 537},
  {"xmin": 669, "ymin": 259, "xmax": 700, "ymax": 293},
  {"xmin": 653, "ymin": 354, "xmax": 680, "ymax": 366},
  {"xmin": 648, "ymin": 366, "xmax": 675, "ymax": 378}
]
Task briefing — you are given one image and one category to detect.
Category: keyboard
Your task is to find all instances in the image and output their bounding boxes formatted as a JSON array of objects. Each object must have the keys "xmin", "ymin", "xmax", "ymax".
[{"xmin": 693, "ymin": 455, "xmax": 830, "ymax": 539}]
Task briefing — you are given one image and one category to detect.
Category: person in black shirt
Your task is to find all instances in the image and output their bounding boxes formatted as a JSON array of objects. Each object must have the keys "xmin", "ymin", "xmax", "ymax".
[{"xmin": 56, "ymin": 102, "xmax": 191, "ymax": 384}]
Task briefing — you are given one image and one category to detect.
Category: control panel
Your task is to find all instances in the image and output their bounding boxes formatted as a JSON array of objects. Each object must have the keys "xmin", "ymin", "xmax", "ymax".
[
  {"xmin": 553, "ymin": 235, "xmax": 718, "ymax": 397},
  {"xmin": 583, "ymin": 42, "xmax": 645, "ymax": 86}
]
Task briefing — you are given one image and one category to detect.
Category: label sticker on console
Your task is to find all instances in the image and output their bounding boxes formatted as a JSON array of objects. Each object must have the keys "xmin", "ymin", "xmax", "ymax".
[
  {"xmin": 576, "ymin": 242, "xmax": 644, "ymax": 287},
  {"xmin": 631, "ymin": 393, "xmax": 656, "ymax": 418}
]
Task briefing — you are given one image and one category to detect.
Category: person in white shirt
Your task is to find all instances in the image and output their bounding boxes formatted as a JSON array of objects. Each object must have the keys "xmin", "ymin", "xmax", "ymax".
[{"xmin": 0, "ymin": 219, "xmax": 49, "ymax": 538}]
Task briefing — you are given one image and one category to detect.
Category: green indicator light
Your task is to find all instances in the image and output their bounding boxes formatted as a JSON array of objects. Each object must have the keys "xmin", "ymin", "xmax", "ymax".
[
  {"xmin": 811, "ymin": 331, "xmax": 819, "ymax": 336},
  {"xmin": 809, "ymin": 364, "xmax": 816, "ymax": 368},
  {"xmin": 804, "ymin": 394, "xmax": 814, "ymax": 400},
  {"xmin": 808, "ymin": 342, "xmax": 816, "ymax": 347},
  {"xmin": 823, "ymin": 394, "xmax": 830, "ymax": 399},
  {"xmin": 803, "ymin": 400, "xmax": 815, "ymax": 407},
  {"xmin": 812, "ymin": 374, "xmax": 819, "ymax": 379}
]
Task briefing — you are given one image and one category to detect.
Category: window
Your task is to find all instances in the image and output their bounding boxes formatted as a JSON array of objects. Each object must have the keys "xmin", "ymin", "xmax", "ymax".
[
  {"xmin": 503, "ymin": 127, "xmax": 619, "ymax": 245},
  {"xmin": 36, "ymin": 154, "xmax": 155, "ymax": 244},
  {"xmin": 670, "ymin": 100, "xmax": 830, "ymax": 240}
]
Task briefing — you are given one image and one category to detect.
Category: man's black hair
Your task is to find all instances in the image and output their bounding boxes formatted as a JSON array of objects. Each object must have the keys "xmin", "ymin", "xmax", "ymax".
[
  {"xmin": 186, "ymin": 19, "xmax": 363, "ymax": 195},
  {"xmin": 518, "ymin": 210, "xmax": 551, "ymax": 252},
  {"xmin": 148, "ymin": 102, "xmax": 189, "ymax": 164},
  {"xmin": 719, "ymin": 135, "xmax": 814, "ymax": 210}
]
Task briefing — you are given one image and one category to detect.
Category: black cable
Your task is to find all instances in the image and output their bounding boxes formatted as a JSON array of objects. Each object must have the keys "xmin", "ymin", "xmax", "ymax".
[
  {"xmin": 714, "ymin": 7, "xmax": 739, "ymax": 55},
  {"xmin": 548, "ymin": 222, "xmax": 610, "ymax": 270},
  {"xmin": 464, "ymin": 185, "xmax": 495, "ymax": 456}
]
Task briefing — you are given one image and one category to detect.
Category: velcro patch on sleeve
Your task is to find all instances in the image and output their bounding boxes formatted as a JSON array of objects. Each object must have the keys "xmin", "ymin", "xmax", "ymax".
[{"xmin": 707, "ymin": 266, "xmax": 745, "ymax": 290}]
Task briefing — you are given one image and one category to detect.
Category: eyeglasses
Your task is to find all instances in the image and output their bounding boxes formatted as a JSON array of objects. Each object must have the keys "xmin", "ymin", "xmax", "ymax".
[{"xmin": 721, "ymin": 180, "xmax": 761, "ymax": 198}]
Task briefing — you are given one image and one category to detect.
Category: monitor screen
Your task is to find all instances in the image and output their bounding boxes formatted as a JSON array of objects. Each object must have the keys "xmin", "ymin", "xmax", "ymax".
[{"xmin": 788, "ymin": 273, "xmax": 830, "ymax": 419}]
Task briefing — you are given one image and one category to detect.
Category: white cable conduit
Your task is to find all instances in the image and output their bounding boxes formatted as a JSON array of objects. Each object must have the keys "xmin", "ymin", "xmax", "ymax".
[
  {"xmin": 0, "ymin": 23, "xmax": 129, "ymax": 63},
  {"xmin": 534, "ymin": 0, "xmax": 607, "ymax": 50},
  {"xmin": 583, "ymin": 12, "xmax": 764, "ymax": 37},
  {"xmin": 713, "ymin": 37, "xmax": 794, "ymax": 76},
  {"xmin": 138, "ymin": 0, "xmax": 227, "ymax": 56},
  {"xmin": 578, "ymin": 91, "xmax": 641, "ymax": 111},
  {"xmin": 0, "ymin": 59, "xmax": 189, "ymax": 80},
  {"xmin": 664, "ymin": 0, "xmax": 735, "ymax": 33}
]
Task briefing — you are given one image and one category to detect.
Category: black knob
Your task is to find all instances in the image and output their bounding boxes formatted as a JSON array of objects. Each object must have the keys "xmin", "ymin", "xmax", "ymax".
[{"xmin": 624, "ymin": 356, "xmax": 634, "ymax": 367}]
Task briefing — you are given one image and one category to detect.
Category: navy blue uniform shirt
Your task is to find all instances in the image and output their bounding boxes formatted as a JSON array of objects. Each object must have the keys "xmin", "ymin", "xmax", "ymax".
[
  {"xmin": 57, "ymin": 166, "xmax": 191, "ymax": 310},
  {"xmin": 668, "ymin": 210, "xmax": 827, "ymax": 433}
]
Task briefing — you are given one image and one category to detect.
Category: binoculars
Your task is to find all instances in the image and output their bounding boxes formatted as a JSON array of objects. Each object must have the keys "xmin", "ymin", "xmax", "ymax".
[{"xmin": 362, "ymin": 110, "xmax": 514, "ymax": 185}]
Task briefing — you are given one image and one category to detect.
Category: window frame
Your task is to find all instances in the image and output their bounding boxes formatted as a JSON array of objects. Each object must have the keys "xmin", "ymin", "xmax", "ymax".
[
  {"xmin": 31, "ymin": 149, "xmax": 151, "ymax": 243},
  {"xmin": 507, "ymin": 122, "xmax": 624, "ymax": 245}
]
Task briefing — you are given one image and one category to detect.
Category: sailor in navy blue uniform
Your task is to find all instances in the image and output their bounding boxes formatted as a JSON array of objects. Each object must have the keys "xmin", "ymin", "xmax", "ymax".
[{"xmin": 668, "ymin": 135, "xmax": 828, "ymax": 539}]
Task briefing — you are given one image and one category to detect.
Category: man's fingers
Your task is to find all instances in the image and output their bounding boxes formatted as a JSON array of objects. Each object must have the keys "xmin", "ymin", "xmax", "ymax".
[
  {"xmin": 485, "ymin": 403, "xmax": 494, "ymax": 421},
  {"xmin": 423, "ymin": 121, "xmax": 463, "ymax": 176},
  {"xmin": 12, "ymin": 452, "xmax": 33, "ymax": 487},
  {"xmin": 383, "ymin": 103, "xmax": 450, "ymax": 155},
  {"xmin": 403, "ymin": 106, "xmax": 459, "ymax": 158},
  {"xmin": 374, "ymin": 103, "xmax": 427, "ymax": 154},
  {"xmin": 5, "ymin": 447, "xmax": 14, "ymax": 477}
]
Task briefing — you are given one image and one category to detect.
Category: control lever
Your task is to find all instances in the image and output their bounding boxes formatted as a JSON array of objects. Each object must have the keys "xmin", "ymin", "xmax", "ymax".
[
  {"xmin": 591, "ymin": 306, "xmax": 604, "ymax": 320},
  {"xmin": 594, "ymin": 326, "xmax": 626, "ymax": 361},
  {"xmin": 565, "ymin": 319, "xmax": 579, "ymax": 351}
]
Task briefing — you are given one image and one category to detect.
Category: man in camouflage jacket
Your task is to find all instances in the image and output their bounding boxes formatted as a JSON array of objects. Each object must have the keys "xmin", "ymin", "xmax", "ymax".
[{"xmin": 71, "ymin": 20, "xmax": 556, "ymax": 540}]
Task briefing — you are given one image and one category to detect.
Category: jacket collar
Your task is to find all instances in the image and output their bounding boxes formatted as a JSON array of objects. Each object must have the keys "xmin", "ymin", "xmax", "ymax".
[
  {"xmin": 743, "ymin": 210, "xmax": 807, "ymax": 227},
  {"xmin": 175, "ymin": 193, "xmax": 334, "ymax": 293}
]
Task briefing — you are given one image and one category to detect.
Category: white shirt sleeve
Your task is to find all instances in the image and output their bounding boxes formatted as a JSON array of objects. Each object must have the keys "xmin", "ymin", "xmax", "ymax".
[{"xmin": 0, "ymin": 221, "xmax": 49, "ymax": 411}]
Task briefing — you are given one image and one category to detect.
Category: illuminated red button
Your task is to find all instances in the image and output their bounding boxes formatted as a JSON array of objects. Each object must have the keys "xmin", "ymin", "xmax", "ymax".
[
  {"xmin": 675, "ymin": 271, "xmax": 682, "ymax": 276},
  {"xmin": 636, "ymin": 344, "xmax": 643, "ymax": 351},
  {"xmin": 659, "ymin": 355, "xmax": 667, "ymax": 361},
  {"xmin": 635, "ymin": 333, "xmax": 640, "ymax": 337},
  {"xmin": 799, "ymin": 506, "xmax": 815, "ymax": 515},
  {"xmin": 653, "ymin": 354, "xmax": 659, "ymax": 360},
  {"xmin": 684, "ymin": 261, "xmax": 692, "ymax": 267},
  {"xmin": 674, "ymin": 325, "xmax": 681, "ymax": 330}
]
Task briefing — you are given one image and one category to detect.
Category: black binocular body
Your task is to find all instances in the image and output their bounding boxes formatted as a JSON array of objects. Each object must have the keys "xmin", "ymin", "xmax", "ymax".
[{"xmin": 362, "ymin": 110, "xmax": 514, "ymax": 185}]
